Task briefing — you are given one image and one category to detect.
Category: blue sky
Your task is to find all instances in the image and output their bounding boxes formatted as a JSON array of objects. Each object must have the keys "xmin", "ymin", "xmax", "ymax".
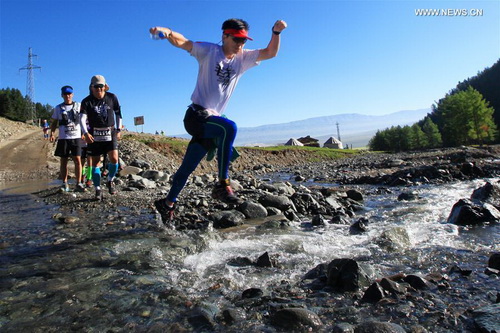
[{"xmin": 1, "ymin": 0, "xmax": 499, "ymax": 135}]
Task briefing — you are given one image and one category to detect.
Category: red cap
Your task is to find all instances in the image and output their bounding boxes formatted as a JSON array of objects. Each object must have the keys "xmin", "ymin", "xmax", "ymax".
[{"xmin": 224, "ymin": 28, "xmax": 253, "ymax": 40}]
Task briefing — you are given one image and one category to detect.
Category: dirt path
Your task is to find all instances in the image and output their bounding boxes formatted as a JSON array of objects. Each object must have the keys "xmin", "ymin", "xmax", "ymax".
[{"xmin": 0, "ymin": 129, "xmax": 57, "ymax": 182}]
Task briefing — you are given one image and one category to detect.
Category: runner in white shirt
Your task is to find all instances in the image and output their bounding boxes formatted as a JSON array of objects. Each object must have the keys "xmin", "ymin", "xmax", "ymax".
[
  {"xmin": 150, "ymin": 18, "xmax": 287, "ymax": 224},
  {"xmin": 49, "ymin": 85, "xmax": 85, "ymax": 193}
]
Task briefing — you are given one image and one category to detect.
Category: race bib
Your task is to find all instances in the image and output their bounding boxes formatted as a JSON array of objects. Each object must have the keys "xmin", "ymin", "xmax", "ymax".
[{"xmin": 93, "ymin": 127, "xmax": 112, "ymax": 142}]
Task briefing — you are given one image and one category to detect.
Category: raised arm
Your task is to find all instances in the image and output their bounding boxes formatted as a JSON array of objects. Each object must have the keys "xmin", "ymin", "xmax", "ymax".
[
  {"xmin": 149, "ymin": 26, "xmax": 193, "ymax": 52},
  {"xmin": 257, "ymin": 20, "xmax": 287, "ymax": 62}
]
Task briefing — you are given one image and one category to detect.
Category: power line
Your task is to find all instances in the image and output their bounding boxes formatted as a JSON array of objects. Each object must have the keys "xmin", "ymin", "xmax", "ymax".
[{"xmin": 19, "ymin": 47, "xmax": 42, "ymax": 123}]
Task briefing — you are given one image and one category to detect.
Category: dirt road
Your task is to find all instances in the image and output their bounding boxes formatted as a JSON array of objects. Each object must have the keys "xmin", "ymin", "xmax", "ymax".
[{"xmin": 0, "ymin": 128, "xmax": 58, "ymax": 182}]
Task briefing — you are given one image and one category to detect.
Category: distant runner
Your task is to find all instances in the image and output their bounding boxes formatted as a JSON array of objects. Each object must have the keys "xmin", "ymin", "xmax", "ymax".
[{"xmin": 150, "ymin": 18, "xmax": 287, "ymax": 223}]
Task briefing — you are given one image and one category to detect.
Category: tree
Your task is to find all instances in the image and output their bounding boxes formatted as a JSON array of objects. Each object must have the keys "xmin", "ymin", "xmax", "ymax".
[
  {"xmin": 421, "ymin": 117, "xmax": 442, "ymax": 148},
  {"xmin": 439, "ymin": 86, "xmax": 496, "ymax": 146},
  {"xmin": 410, "ymin": 123, "xmax": 428, "ymax": 149}
]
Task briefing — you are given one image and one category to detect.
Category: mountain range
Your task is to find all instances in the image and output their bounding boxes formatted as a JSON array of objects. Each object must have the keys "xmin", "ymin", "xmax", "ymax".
[
  {"xmin": 174, "ymin": 108, "xmax": 431, "ymax": 148},
  {"xmin": 234, "ymin": 108, "xmax": 431, "ymax": 148}
]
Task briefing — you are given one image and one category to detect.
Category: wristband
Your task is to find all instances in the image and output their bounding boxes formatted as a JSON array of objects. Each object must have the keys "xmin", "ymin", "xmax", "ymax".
[{"xmin": 272, "ymin": 30, "xmax": 281, "ymax": 35}]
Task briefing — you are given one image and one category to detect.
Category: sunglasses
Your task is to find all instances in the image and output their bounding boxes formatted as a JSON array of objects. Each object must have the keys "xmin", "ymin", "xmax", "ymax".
[
  {"xmin": 230, "ymin": 36, "xmax": 247, "ymax": 44},
  {"xmin": 93, "ymin": 84, "xmax": 105, "ymax": 89}
]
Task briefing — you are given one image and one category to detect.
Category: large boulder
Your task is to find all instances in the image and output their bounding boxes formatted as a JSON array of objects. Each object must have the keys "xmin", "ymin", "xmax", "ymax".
[
  {"xmin": 327, "ymin": 258, "xmax": 372, "ymax": 292},
  {"xmin": 447, "ymin": 199, "xmax": 500, "ymax": 225},
  {"xmin": 211, "ymin": 210, "xmax": 246, "ymax": 229},
  {"xmin": 471, "ymin": 181, "xmax": 500, "ymax": 209}
]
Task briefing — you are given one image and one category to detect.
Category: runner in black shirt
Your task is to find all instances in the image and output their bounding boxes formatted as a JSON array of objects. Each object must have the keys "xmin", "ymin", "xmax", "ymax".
[{"xmin": 80, "ymin": 75, "xmax": 123, "ymax": 200}]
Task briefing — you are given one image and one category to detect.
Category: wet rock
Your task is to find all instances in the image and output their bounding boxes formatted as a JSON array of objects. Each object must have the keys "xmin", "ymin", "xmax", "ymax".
[
  {"xmin": 447, "ymin": 198, "xmax": 500, "ymax": 225},
  {"xmin": 256, "ymin": 251, "xmax": 275, "ymax": 267},
  {"xmin": 242, "ymin": 288, "xmax": 263, "ymax": 299},
  {"xmin": 327, "ymin": 258, "xmax": 372, "ymax": 292},
  {"xmin": 471, "ymin": 303, "xmax": 500, "ymax": 333},
  {"xmin": 346, "ymin": 189, "xmax": 363, "ymax": 202},
  {"xmin": 488, "ymin": 252, "xmax": 500, "ymax": 270},
  {"xmin": 403, "ymin": 274, "xmax": 433, "ymax": 290},
  {"xmin": 332, "ymin": 322, "xmax": 355, "ymax": 333},
  {"xmin": 380, "ymin": 277, "xmax": 406, "ymax": 295},
  {"xmin": 238, "ymin": 201, "xmax": 267, "ymax": 219},
  {"xmin": 350, "ymin": 217, "xmax": 369, "ymax": 234},
  {"xmin": 362, "ymin": 282, "xmax": 386, "ymax": 303},
  {"xmin": 376, "ymin": 227, "xmax": 411, "ymax": 252},
  {"xmin": 398, "ymin": 191, "xmax": 420, "ymax": 201},
  {"xmin": 256, "ymin": 219, "xmax": 292, "ymax": 230},
  {"xmin": 471, "ymin": 181, "xmax": 500, "ymax": 209},
  {"xmin": 271, "ymin": 308, "xmax": 323, "ymax": 331},
  {"xmin": 354, "ymin": 321, "xmax": 406, "ymax": 333},
  {"xmin": 187, "ymin": 302, "xmax": 218, "ymax": 331},
  {"xmin": 227, "ymin": 257, "xmax": 253, "ymax": 267},
  {"xmin": 311, "ymin": 214, "xmax": 327, "ymax": 226},
  {"xmin": 211, "ymin": 210, "xmax": 246, "ymax": 229},
  {"xmin": 330, "ymin": 214, "xmax": 351, "ymax": 225},
  {"xmin": 221, "ymin": 307, "xmax": 246, "ymax": 325}
]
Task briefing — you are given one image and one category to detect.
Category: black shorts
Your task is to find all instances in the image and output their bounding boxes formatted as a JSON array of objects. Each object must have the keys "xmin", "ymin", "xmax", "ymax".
[
  {"xmin": 87, "ymin": 138, "xmax": 119, "ymax": 157},
  {"xmin": 55, "ymin": 139, "xmax": 81, "ymax": 157}
]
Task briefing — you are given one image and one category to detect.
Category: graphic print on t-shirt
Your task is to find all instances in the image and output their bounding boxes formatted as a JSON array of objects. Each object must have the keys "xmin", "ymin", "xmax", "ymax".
[
  {"xmin": 215, "ymin": 62, "xmax": 234, "ymax": 92},
  {"xmin": 93, "ymin": 101, "xmax": 109, "ymax": 123}
]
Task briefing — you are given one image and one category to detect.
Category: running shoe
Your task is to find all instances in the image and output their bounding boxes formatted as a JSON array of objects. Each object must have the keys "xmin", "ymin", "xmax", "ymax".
[
  {"xmin": 107, "ymin": 180, "xmax": 117, "ymax": 195},
  {"xmin": 211, "ymin": 182, "xmax": 243, "ymax": 204},
  {"xmin": 59, "ymin": 183, "xmax": 69, "ymax": 193},
  {"xmin": 95, "ymin": 188, "xmax": 103, "ymax": 201},
  {"xmin": 154, "ymin": 199, "xmax": 175, "ymax": 223},
  {"xmin": 75, "ymin": 183, "xmax": 86, "ymax": 192},
  {"xmin": 85, "ymin": 179, "xmax": 93, "ymax": 188}
]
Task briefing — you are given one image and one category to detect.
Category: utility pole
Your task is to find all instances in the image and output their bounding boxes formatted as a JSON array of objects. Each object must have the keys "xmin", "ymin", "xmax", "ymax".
[
  {"xmin": 336, "ymin": 122, "xmax": 341, "ymax": 142},
  {"xmin": 19, "ymin": 47, "xmax": 41, "ymax": 124}
]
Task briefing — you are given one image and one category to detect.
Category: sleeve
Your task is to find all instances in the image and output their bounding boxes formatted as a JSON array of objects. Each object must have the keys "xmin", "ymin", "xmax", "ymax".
[
  {"xmin": 51, "ymin": 105, "xmax": 60, "ymax": 120},
  {"xmin": 190, "ymin": 42, "xmax": 212, "ymax": 61},
  {"xmin": 241, "ymin": 49, "xmax": 261, "ymax": 73}
]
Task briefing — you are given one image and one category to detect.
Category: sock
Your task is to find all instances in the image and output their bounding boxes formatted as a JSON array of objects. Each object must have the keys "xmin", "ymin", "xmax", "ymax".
[
  {"xmin": 92, "ymin": 167, "xmax": 101, "ymax": 188},
  {"xmin": 107, "ymin": 163, "xmax": 119, "ymax": 181},
  {"xmin": 86, "ymin": 166, "xmax": 92, "ymax": 180}
]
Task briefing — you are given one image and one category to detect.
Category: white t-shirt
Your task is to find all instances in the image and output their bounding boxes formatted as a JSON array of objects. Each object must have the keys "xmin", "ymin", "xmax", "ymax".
[
  {"xmin": 190, "ymin": 42, "xmax": 260, "ymax": 116},
  {"xmin": 51, "ymin": 102, "xmax": 82, "ymax": 140}
]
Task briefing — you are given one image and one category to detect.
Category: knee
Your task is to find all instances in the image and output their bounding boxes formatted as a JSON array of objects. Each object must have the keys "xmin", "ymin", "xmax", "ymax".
[{"xmin": 225, "ymin": 119, "xmax": 237, "ymax": 137}]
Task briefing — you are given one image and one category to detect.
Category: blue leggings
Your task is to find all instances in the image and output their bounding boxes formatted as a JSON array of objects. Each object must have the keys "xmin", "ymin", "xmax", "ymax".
[{"xmin": 167, "ymin": 116, "xmax": 237, "ymax": 203}]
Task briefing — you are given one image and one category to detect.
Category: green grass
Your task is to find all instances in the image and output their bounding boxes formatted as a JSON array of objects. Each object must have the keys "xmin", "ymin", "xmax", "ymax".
[{"xmin": 123, "ymin": 132, "xmax": 365, "ymax": 161}]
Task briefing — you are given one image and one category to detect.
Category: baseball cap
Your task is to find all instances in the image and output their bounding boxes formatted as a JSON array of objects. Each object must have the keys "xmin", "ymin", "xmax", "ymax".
[
  {"xmin": 90, "ymin": 75, "xmax": 109, "ymax": 91},
  {"xmin": 223, "ymin": 28, "xmax": 253, "ymax": 40},
  {"xmin": 61, "ymin": 85, "xmax": 73, "ymax": 94}
]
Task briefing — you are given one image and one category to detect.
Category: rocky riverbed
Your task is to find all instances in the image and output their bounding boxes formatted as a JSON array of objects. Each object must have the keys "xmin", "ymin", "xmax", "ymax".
[{"xmin": 1, "ymin": 120, "xmax": 499, "ymax": 332}]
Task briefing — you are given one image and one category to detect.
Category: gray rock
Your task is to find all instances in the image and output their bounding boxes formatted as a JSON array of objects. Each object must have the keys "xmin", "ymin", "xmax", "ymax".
[
  {"xmin": 140, "ymin": 169, "xmax": 164, "ymax": 181},
  {"xmin": 271, "ymin": 308, "xmax": 323, "ymax": 331},
  {"xmin": 239, "ymin": 201, "xmax": 268, "ymax": 219},
  {"xmin": 259, "ymin": 193, "xmax": 294, "ymax": 211},
  {"xmin": 346, "ymin": 189, "xmax": 363, "ymax": 202},
  {"xmin": 211, "ymin": 210, "xmax": 246, "ymax": 229},
  {"xmin": 327, "ymin": 258, "xmax": 371, "ymax": 292},
  {"xmin": 472, "ymin": 303, "xmax": 500, "ymax": 333},
  {"xmin": 376, "ymin": 227, "xmax": 411, "ymax": 252},
  {"xmin": 447, "ymin": 198, "xmax": 500, "ymax": 225},
  {"xmin": 471, "ymin": 181, "xmax": 500, "ymax": 209},
  {"xmin": 355, "ymin": 321, "xmax": 406, "ymax": 333}
]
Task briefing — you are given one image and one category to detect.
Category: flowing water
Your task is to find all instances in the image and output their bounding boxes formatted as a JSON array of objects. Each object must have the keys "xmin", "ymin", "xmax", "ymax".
[{"xmin": 0, "ymin": 177, "xmax": 499, "ymax": 331}]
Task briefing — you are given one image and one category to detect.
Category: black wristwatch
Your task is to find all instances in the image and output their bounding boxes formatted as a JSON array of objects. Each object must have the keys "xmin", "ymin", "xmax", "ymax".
[{"xmin": 272, "ymin": 27, "xmax": 281, "ymax": 35}]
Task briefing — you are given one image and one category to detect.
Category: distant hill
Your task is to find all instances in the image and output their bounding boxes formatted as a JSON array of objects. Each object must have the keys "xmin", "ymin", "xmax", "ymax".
[
  {"xmin": 173, "ymin": 109, "xmax": 431, "ymax": 148},
  {"xmin": 234, "ymin": 109, "xmax": 431, "ymax": 147}
]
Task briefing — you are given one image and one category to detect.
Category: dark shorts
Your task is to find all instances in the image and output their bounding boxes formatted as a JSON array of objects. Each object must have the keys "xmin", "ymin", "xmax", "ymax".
[
  {"xmin": 184, "ymin": 104, "xmax": 211, "ymax": 138},
  {"xmin": 55, "ymin": 139, "xmax": 82, "ymax": 158},
  {"xmin": 87, "ymin": 138, "xmax": 118, "ymax": 157}
]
